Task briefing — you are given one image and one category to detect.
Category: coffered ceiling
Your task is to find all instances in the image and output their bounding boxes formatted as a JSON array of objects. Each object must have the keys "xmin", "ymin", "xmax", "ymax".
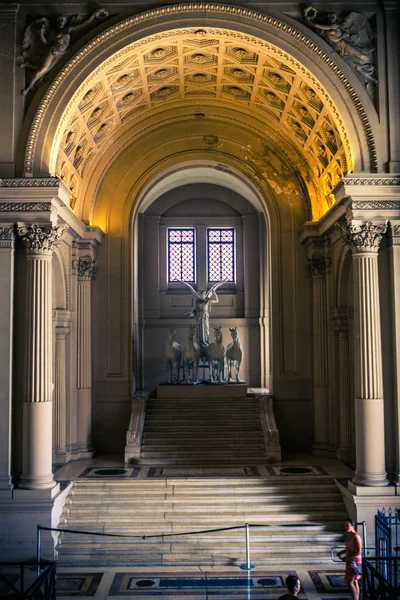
[{"xmin": 52, "ymin": 28, "xmax": 352, "ymax": 215}]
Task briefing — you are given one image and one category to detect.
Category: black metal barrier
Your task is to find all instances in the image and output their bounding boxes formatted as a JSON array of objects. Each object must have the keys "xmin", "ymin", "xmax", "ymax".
[
  {"xmin": 0, "ymin": 561, "xmax": 56, "ymax": 599},
  {"xmin": 37, "ymin": 522, "xmax": 330, "ymax": 572}
]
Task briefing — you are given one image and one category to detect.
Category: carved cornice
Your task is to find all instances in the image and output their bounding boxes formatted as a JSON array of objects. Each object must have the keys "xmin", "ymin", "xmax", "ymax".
[
  {"xmin": 0, "ymin": 225, "xmax": 15, "ymax": 248},
  {"xmin": 24, "ymin": 3, "xmax": 376, "ymax": 177},
  {"xmin": 333, "ymin": 176, "xmax": 400, "ymax": 195},
  {"xmin": 17, "ymin": 223, "xmax": 67, "ymax": 256},
  {"xmin": 336, "ymin": 220, "xmax": 387, "ymax": 253},
  {"xmin": 73, "ymin": 257, "xmax": 98, "ymax": 280},
  {"xmin": 0, "ymin": 177, "xmax": 60, "ymax": 188},
  {"xmin": 0, "ymin": 202, "xmax": 52, "ymax": 212},
  {"xmin": 352, "ymin": 200, "xmax": 400, "ymax": 210},
  {"xmin": 307, "ymin": 255, "xmax": 332, "ymax": 277}
]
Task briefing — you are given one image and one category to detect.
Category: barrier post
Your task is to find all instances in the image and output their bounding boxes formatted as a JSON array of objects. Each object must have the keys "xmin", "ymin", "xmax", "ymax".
[
  {"xmin": 240, "ymin": 523, "xmax": 255, "ymax": 570},
  {"xmin": 37, "ymin": 525, "xmax": 41, "ymax": 577}
]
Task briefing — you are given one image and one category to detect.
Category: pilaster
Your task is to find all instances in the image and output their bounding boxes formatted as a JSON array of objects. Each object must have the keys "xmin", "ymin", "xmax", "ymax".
[
  {"xmin": 0, "ymin": 224, "xmax": 15, "ymax": 495},
  {"xmin": 388, "ymin": 222, "xmax": 400, "ymax": 483},
  {"xmin": 333, "ymin": 308, "xmax": 354, "ymax": 463},
  {"xmin": 53, "ymin": 326, "xmax": 70, "ymax": 463},
  {"xmin": 74, "ymin": 252, "xmax": 98, "ymax": 457},
  {"xmin": 336, "ymin": 219, "xmax": 389, "ymax": 486},
  {"xmin": 306, "ymin": 242, "xmax": 331, "ymax": 454}
]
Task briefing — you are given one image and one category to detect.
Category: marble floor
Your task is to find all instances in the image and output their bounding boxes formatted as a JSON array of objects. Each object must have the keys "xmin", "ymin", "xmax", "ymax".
[{"xmin": 50, "ymin": 454, "xmax": 354, "ymax": 599}]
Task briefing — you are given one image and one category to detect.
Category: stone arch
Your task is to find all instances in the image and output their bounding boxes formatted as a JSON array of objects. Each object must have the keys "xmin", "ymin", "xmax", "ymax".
[{"xmin": 21, "ymin": 4, "xmax": 379, "ymax": 222}]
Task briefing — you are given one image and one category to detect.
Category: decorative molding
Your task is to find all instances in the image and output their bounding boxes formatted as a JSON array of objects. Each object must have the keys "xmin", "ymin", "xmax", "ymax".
[
  {"xmin": 0, "ymin": 225, "xmax": 15, "ymax": 248},
  {"xmin": 336, "ymin": 220, "xmax": 387, "ymax": 253},
  {"xmin": 307, "ymin": 255, "xmax": 332, "ymax": 277},
  {"xmin": 0, "ymin": 202, "xmax": 52, "ymax": 212},
  {"xmin": 333, "ymin": 177, "xmax": 400, "ymax": 195},
  {"xmin": 73, "ymin": 257, "xmax": 98, "ymax": 280},
  {"xmin": 23, "ymin": 3, "xmax": 376, "ymax": 179},
  {"xmin": 17, "ymin": 223, "xmax": 67, "ymax": 255},
  {"xmin": 352, "ymin": 200, "xmax": 400, "ymax": 210},
  {"xmin": 0, "ymin": 178, "xmax": 60, "ymax": 188}
]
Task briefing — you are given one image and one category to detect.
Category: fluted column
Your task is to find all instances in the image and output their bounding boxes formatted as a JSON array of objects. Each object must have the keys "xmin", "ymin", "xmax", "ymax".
[
  {"xmin": 337, "ymin": 220, "xmax": 389, "ymax": 486},
  {"xmin": 76, "ymin": 257, "xmax": 97, "ymax": 456},
  {"xmin": 54, "ymin": 327, "xmax": 69, "ymax": 462},
  {"xmin": 334, "ymin": 309, "xmax": 353, "ymax": 462},
  {"xmin": 307, "ymin": 254, "xmax": 330, "ymax": 453},
  {"xmin": 17, "ymin": 223, "xmax": 66, "ymax": 489}
]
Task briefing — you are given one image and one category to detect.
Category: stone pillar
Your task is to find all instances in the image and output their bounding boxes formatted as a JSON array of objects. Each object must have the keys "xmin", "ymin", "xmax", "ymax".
[
  {"xmin": 389, "ymin": 222, "xmax": 400, "ymax": 483},
  {"xmin": 76, "ymin": 257, "xmax": 97, "ymax": 456},
  {"xmin": 17, "ymin": 223, "xmax": 66, "ymax": 490},
  {"xmin": 54, "ymin": 327, "xmax": 69, "ymax": 463},
  {"xmin": 0, "ymin": 225, "xmax": 14, "ymax": 494},
  {"xmin": 307, "ymin": 253, "xmax": 330, "ymax": 453},
  {"xmin": 334, "ymin": 308, "xmax": 354, "ymax": 463},
  {"xmin": 338, "ymin": 220, "xmax": 389, "ymax": 486}
]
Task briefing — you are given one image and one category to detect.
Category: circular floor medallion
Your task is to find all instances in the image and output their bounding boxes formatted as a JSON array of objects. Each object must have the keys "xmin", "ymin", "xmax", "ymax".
[
  {"xmin": 93, "ymin": 468, "xmax": 128, "ymax": 476},
  {"xmin": 258, "ymin": 577, "xmax": 281, "ymax": 587},
  {"xmin": 279, "ymin": 467, "xmax": 313, "ymax": 474}
]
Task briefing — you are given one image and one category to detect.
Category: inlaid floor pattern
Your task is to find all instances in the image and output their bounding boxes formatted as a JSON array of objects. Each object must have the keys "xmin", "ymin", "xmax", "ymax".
[{"xmin": 57, "ymin": 476, "xmax": 346, "ymax": 567}]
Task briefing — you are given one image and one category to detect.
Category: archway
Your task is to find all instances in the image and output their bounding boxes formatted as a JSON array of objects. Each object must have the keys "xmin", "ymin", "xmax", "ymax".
[{"xmin": 21, "ymin": 4, "xmax": 377, "ymax": 452}]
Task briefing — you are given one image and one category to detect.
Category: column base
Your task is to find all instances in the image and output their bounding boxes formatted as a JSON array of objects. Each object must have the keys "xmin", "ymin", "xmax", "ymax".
[
  {"xmin": 19, "ymin": 473, "xmax": 58, "ymax": 490},
  {"xmin": 352, "ymin": 471, "xmax": 389, "ymax": 487},
  {"xmin": 311, "ymin": 442, "xmax": 329, "ymax": 456}
]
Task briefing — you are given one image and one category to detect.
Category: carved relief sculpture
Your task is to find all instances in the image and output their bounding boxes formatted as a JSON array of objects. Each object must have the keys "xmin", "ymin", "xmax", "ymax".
[
  {"xmin": 18, "ymin": 9, "xmax": 108, "ymax": 95},
  {"xmin": 304, "ymin": 6, "xmax": 378, "ymax": 95}
]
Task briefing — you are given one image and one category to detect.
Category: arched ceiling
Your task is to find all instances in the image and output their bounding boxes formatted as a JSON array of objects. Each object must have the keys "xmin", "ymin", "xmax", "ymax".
[{"xmin": 51, "ymin": 26, "xmax": 354, "ymax": 220}]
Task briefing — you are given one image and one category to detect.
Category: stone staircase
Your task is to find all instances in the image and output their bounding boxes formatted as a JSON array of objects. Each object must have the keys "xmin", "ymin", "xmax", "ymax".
[
  {"xmin": 56, "ymin": 476, "xmax": 347, "ymax": 566},
  {"xmin": 139, "ymin": 395, "xmax": 267, "ymax": 464}
]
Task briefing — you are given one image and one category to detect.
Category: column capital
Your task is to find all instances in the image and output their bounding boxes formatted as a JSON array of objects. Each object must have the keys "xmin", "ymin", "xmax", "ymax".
[
  {"xmin": 17, "ymin": 223, "xmax": 67, "ymax": 256},
  {"xmin": 306, "ymin": 255, "xmax": 331, "ymax": 278},
  {"xmin": 55, "ymin": 327, "xmax": 70, "ymax": 341},
  {"xmin": 73, "ymin": 257, "xmax": 98, "ymax": 280},
  {"xmin": 336, "ymin": 220, "xmax": 387, "ymax": 253},
  {"xmin": 0, "ymin": 224, "xmax": 15, "ymax": 249},
  {"xmin": 388, "ymin": 222, "xmax": 400, "ymax": 246}
]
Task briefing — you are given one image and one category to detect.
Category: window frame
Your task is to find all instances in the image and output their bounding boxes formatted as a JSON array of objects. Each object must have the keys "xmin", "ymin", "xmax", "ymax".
[
  {"xmin": 206, "ymin": 227, "xmax": 236, "ymax": 284},
  {"xmin": 167, "ymin": 226, "xmax": 196, "ymax": 284}
]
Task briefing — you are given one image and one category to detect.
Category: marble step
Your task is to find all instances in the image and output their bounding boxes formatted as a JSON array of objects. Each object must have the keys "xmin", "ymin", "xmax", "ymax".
[
  {"xmin": 72, "ymin": 478, "xmax": 335, "ymax": 488},
  {"xmin": 67, "ymin": 493, "xmax": 339, "ymax": 505},
  {"xmin": 63, "ymin": 502, "xmax": 345, "ymax": 517}
]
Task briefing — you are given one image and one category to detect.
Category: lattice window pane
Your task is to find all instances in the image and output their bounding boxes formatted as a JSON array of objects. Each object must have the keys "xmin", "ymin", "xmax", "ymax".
[
  {"xmin": 207, "ymin": 228, "xmax": 234, "ymax": 282},
  {"xmin": 168, "ymin": 228, "xmax": 195, "ymax": 282}
]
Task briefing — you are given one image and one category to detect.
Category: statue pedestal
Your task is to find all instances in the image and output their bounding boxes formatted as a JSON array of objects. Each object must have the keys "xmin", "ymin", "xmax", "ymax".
[{"xmin": 157, "ymin": 383, "xmax": 248, "ymax": 398}]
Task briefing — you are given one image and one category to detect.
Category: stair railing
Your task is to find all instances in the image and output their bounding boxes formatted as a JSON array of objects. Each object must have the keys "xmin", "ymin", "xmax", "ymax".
[{"xmin": 0, "ymin": 561, "xmax": 56, "ymax": 599}]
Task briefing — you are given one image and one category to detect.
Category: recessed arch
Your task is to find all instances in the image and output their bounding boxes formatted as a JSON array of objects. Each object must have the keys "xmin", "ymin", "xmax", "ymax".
[{"xmin": 21, "ymin": 4, "xmax": 379, "ymax": 225}]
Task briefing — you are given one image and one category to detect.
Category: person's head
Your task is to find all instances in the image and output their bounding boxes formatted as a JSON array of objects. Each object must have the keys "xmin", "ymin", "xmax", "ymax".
[
  {"xmin": 285, "ymin": 575, "xmax": 301, "ymax": 595},
  {"xmin": 199, "ymin": 290, "xmax": 207, "ymax": 300},
  {"xmin": 345, "ymin": 518, "xmax": 357, "ymax": 533}
]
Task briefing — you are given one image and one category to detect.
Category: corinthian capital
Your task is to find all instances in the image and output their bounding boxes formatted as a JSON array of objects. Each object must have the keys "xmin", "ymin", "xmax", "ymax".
[
  {"xmin": 306, "ymin": 255, "xmax": 331, "ymax": 278},
  {"xmin": 17, "ymin": 223, "xmax": 66, "ymax": 255},
  {"xmin": 74, "ymin": 257, "xmax": 98, "ymax": 280},
  {"xmin": 336, "ymin": 220, "xmax": 387, "ymax": 253}
]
